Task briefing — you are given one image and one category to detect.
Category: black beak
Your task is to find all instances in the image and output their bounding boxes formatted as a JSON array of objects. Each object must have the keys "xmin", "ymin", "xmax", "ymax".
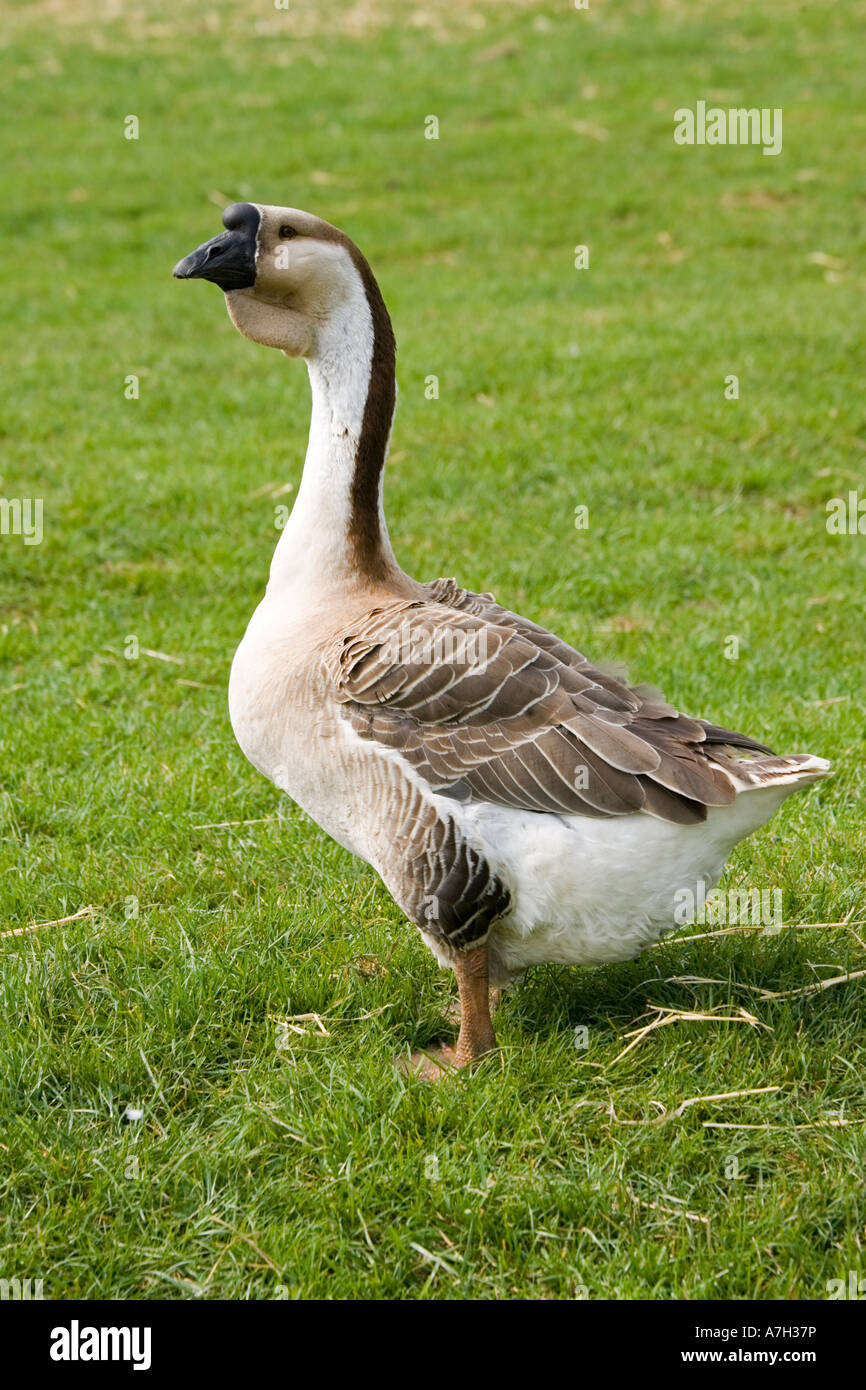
[{"xmin": 172, "ymin": 201, "xmax": 261, "ymax": 291}]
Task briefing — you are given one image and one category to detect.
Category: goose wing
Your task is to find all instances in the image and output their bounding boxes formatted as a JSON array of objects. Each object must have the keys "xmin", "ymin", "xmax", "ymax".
[{"xmin": 323, "ymin": 583, "xmax": 773, "ymax": 825}]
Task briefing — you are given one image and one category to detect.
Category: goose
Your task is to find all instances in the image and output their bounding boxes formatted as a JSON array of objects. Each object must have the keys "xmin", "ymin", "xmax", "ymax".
[{"xmin": 173, "ymin": 202, "xmax": 830, "ymax": 1070}]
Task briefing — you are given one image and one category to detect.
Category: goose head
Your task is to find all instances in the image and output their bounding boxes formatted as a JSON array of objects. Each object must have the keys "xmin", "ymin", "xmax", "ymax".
[{"xmin": 173, "ymin": 201, "xmax": 384, "ymax": 360}]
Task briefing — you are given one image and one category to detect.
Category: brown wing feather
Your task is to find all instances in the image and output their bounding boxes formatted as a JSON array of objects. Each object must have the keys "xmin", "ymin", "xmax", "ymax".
[{"xmin": 323, "ymin": 581, "xmax": 775, "ymax": 824}]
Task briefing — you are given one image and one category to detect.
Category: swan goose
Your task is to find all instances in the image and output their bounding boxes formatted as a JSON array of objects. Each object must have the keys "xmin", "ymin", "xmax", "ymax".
[{"xmin": 174, "ymin": 202, "xmax": 830, "ymax": 1068}]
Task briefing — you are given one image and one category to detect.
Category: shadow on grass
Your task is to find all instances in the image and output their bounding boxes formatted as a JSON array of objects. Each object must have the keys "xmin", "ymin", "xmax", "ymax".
[{"xmin": 491, "ymin": 930, "xmax": 865, "ymax": 1047}]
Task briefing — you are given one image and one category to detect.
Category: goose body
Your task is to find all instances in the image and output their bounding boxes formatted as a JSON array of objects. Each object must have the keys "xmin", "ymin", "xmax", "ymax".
[
  {"xmin": 175, "ymin": 202, "xmax": 829, "ymax": 1063},
  {"xmin": 228, "ymin": 580, "xmax": 825, "ymax": 989}
]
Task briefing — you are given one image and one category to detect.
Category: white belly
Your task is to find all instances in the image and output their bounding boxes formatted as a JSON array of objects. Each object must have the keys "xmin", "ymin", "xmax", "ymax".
[{"xmin": 433, "ymin": 784, "xmax": 793, "ymax": 986}]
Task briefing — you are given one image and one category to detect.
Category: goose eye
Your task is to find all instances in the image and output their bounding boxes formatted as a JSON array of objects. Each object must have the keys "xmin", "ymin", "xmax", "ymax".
[{"xmin": 279, "ymin": 225, "xmax": 298, "ymax": 239}]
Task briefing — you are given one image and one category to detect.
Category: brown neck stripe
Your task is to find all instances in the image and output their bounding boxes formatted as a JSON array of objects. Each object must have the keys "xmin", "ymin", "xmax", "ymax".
[
  {"xmin": 347, "ymin": 246, "xmax": 396, "ymax": 579},
  {"xmin": 316, "ymin": 223, "xmax": 397, "ymax": 580}
]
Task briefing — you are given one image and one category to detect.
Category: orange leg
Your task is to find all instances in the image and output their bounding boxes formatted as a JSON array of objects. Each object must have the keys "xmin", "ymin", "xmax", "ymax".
[{"xmin": 452, "ymin": 941, "xmax": 497, "ymax": 1067}]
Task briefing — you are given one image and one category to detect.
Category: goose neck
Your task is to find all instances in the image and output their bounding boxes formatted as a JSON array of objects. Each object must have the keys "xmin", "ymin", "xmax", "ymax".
[{"xmin": 268, "ymin": 269, "xmax": 399, "ymax": 595}]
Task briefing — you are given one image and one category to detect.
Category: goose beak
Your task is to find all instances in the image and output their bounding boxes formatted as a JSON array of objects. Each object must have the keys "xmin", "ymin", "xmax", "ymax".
[{"xmin": 173, "ymin": 203, "xmax": 260, "ymax": 292}]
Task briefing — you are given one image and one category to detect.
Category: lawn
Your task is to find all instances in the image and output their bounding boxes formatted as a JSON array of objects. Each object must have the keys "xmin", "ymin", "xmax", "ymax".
[{"xmin": 1, "ymin": 0, "xmax": 864, "ymax": 1300}]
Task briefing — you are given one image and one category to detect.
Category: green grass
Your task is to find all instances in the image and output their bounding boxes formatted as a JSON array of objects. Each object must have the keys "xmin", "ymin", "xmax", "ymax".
[{"xmin": 1, "ymin": 0, "xmax": 865, "ymax": 1300}]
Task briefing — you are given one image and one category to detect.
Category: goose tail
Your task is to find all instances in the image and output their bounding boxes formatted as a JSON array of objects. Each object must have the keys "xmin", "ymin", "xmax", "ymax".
[{"xmin": 712, "ymin": 750, "xmax": 832, "ymax": 793}]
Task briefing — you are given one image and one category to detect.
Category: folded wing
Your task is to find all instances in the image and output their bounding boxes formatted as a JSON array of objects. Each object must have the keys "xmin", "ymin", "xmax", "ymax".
[{"xmin": 323, "ymin": 579, "xmax": 775, "ymax": 826}]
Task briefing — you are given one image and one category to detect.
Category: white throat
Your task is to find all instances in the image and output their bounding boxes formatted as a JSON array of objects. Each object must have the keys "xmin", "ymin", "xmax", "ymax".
[{"xmin": 267, "ymin": 273, "xmax": 398, "ymax": 595}]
